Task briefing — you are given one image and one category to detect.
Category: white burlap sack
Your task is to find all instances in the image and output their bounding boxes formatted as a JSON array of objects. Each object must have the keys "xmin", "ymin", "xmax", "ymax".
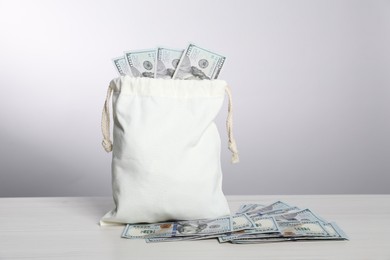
[{"xmin": 100, "ymin": 76, "xmax": 238, "ymax": 224}]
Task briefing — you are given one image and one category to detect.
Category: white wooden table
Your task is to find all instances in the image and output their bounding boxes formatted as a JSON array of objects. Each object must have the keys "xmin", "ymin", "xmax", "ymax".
[{"xmin": 0, "ymin": 195, "xmax": 389, "ymax": 259}]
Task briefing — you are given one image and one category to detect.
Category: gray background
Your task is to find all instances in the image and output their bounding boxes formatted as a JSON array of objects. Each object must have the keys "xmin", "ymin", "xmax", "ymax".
[{"xmin": 0, "ymin": 0, "xmax": 389, "ymax": 197}]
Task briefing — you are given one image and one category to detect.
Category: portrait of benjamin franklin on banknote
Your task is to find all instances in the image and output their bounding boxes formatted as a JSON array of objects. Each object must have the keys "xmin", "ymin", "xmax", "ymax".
[
  {"xmin": 174, "ymin": 55, "xmax": 210, "ymax": 80},
  {"xmin": 172, "ymin": 58, "xmax": 180, "ymax": 68},
  {"xmin": 177, "ymin": 222, "xmax": 208, "ymax": 235},
  {"xmin": 155, "ymin": 48, "xmax": 183, "ymax": 79},
  {"xmin": 156, "ymin": 60, "xmax": 176, "ymax": 79}
]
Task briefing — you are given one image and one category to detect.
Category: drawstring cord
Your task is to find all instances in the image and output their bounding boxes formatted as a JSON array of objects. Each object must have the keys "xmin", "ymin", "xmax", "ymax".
[
  {"xmin": 101, "ymin": 85, "xmax": 113, "ymax": 152},
  {"xmin": 225, "ymin": 86, "xmax": 240, "ymax": 163}
]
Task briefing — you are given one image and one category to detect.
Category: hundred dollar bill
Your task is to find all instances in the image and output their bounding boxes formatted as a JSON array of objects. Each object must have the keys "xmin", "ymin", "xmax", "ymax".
[
  {"xmin": 229, "ymin": 222, "xmax": 348, "ymax": 243},
  {"xmin": 155, "ymin": 232, "xmax": 235, "ymax": 242},
  {"xmin": 273, "ymin": 208, "xmax": 327, "ymax": 223},
  {"xmin": 145, "ymin": 236, "xmax": 197, "ymax": 243},
  {"xmin": 261, "ymin": 206, "xmax": 301, "ymax": 217},
  {"xmin": 123, "ymin": 216, "xmax": 232, "ymax": 241},
  {"xmin": 121, "ymin": 201, "xmax": 348, "ymax": 244},
  {"xmin": 237, "ymin": 204, "xmax": 261, "ymax": 214},
  {"xmin": 236, "ymin": 204, "xmax": 263, "ymax": 214},
  {"xmin": 155, "ymin": 47, "xmax": 184, "ymax": 79},
  {"xmin": 219, "ymin": 216, "xmax": 280, "ymax": 243},
  {"xmin": 172, "ymin": 43, "xmax": 225, "ymax": 80},
  {"xmin": 218, "ymin": 232, "xmax": 281, "ymax": 243},
  {"xmin": 124, "ymin": 49, "xmax": 156, "ymax": 78},
  {"xmin": 122, "ymin": 222, "xmax": 176, "ymax": 239},
  {"xmin": 218, "ymin": 231, "xmax": 281, "ymax": 243},
  {"xmin": 278, "ymin": 221, "xmax": 330, "ymax": 237},
  {"xmin": 321, "ymin": 222, "xmax": 349, "ymax": 240},
  {"xmin": 248, "ymin": 215, "xmax": 280, "ymax": 233},
  {"xmin": 236, "ymin": 204, "xmax": 254, "ymax": 214},
  {"xmin": 243, "ymin": 201, "xmax": 292, "ymax": 215},
  {"xmin": 174, "ymin": 216, "xmax": 231, "ymax": 236},
  {"xmin": 230, "ymin": 214, "xmax": 255, "ymax": 231},
  {"xmin": 279, "ymin": 224, "xmax": 349, "ymax": 241},
  {"xmin": 231, "ymin": 237, "xmax": 292, "ymax": 244},
  {"xmin": 148, "ymin": 231, "xmax": 230, "ymax": 243},
  {"xmin": 112, "ymin": 56, "xmax": 131, "ymax": 76}
]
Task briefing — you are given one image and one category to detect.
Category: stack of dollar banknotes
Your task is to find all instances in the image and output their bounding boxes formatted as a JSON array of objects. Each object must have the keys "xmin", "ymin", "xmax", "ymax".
[
  {"xmin": 112, "ymin": 43, "xmax": 225, "ymax": 80},
  {"xmin": 121, "ymin": 201, "xmax": 348, "ymax": 244}
]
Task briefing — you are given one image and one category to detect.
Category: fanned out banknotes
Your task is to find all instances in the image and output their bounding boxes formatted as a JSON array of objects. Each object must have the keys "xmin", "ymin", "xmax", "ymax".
[
  {"xmin": 121, "ymin": 201, "xmax": 348, "ymax": 244},
  {"xmin": 112, "ymin": 44, "xmax": 226, "ymax": 80}
]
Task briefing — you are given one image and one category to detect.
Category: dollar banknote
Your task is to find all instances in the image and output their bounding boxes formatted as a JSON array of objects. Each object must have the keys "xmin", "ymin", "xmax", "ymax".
[
  {"xmin": 237, "ymin": 203, "xmax": 264, "ymax": 214},
  {"xmin": 218, "ymin": 232, "xmax": 282, "ymax": 243},
  {"xmin": 236, "ymin": 204, "xmax": 255, "ymax": 213},
  {"xmin": 261, "ymin": 206, "xmax": 301, "ymax": 216},
  {"xmin": 218, "ymin": 216, "xmax": 279, "ymax": 243},
  {"xmin": 230, "ymin": 213, "xmax": 255, "ymax": 231},
  {"xmin": 145, "ymin": 236, "xmax": 196, "ymax": 243},
  {"xmin": 321, "ymin": 222, "xmax": 349, "ymax": 240},
  {"xmin": 243, "ymin": 201, "xmax": 292, "ymax": 215},
  {"xmin": 124, "ymin": 49, "xmax": 156, "ymax": 78},
  {"xmin": 155, "ymin": 47, "xmax": 184, "ymax": 79},
  {"xmin": 122, "ymin": 201, "xmax": 348, "ymax": 244},
  {"xmin": 172, "ymin": 43, "xmax": 225, "ymax": 80},
  {"xmin": 174, "ymin": 216, "xmax": 231, "ymax": 236},
  {"xmin": 230, "ymin": 237, "xmax": 292, "ymax": 244},
  {"xmin": 278, "ymin": 221, "xmax": 330, "ymax": 237},
  {"xmin": 227, "ymin": 221, "xmax": 330, "ymax": 244},
  {"xmin": 112, "ymin": 44, "xmax": 226, "ymax": 80},
  {"xmin": 147, "ymin": 214, "xmax": 255, "ymax": 243},
  {"xmin": 248, "ymin": 215, "xmax": 280, "ymax": 233},
  {"xmin": 122, "ymin": 217, "xmax": 230, "ymax": 240},
  {"xmin": 112, "ymin": 56, "xmax": 131, "ymax": 76},
  {"xmin": 122, "ymin": 222, "xmax": 176, "ymax": 239},
  {"xmin": 273, "ymin": 208, "xmax": 327, "ymax": 223}
]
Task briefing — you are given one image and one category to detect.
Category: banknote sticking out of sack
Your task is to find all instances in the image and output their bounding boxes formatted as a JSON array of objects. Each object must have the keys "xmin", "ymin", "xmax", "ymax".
[{"xmin": 100, "ymin": 76, "xmax": 239, "ymax": 225}]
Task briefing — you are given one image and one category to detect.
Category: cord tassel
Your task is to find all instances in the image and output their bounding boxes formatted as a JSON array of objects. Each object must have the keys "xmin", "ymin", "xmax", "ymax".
[
  {"xmin": 101, "ymin": 84, "xmax": 113, "ymax": 152},
  {"xmin": 225, "ymin": 85, "xmax": 239, "ymax": 163}
]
